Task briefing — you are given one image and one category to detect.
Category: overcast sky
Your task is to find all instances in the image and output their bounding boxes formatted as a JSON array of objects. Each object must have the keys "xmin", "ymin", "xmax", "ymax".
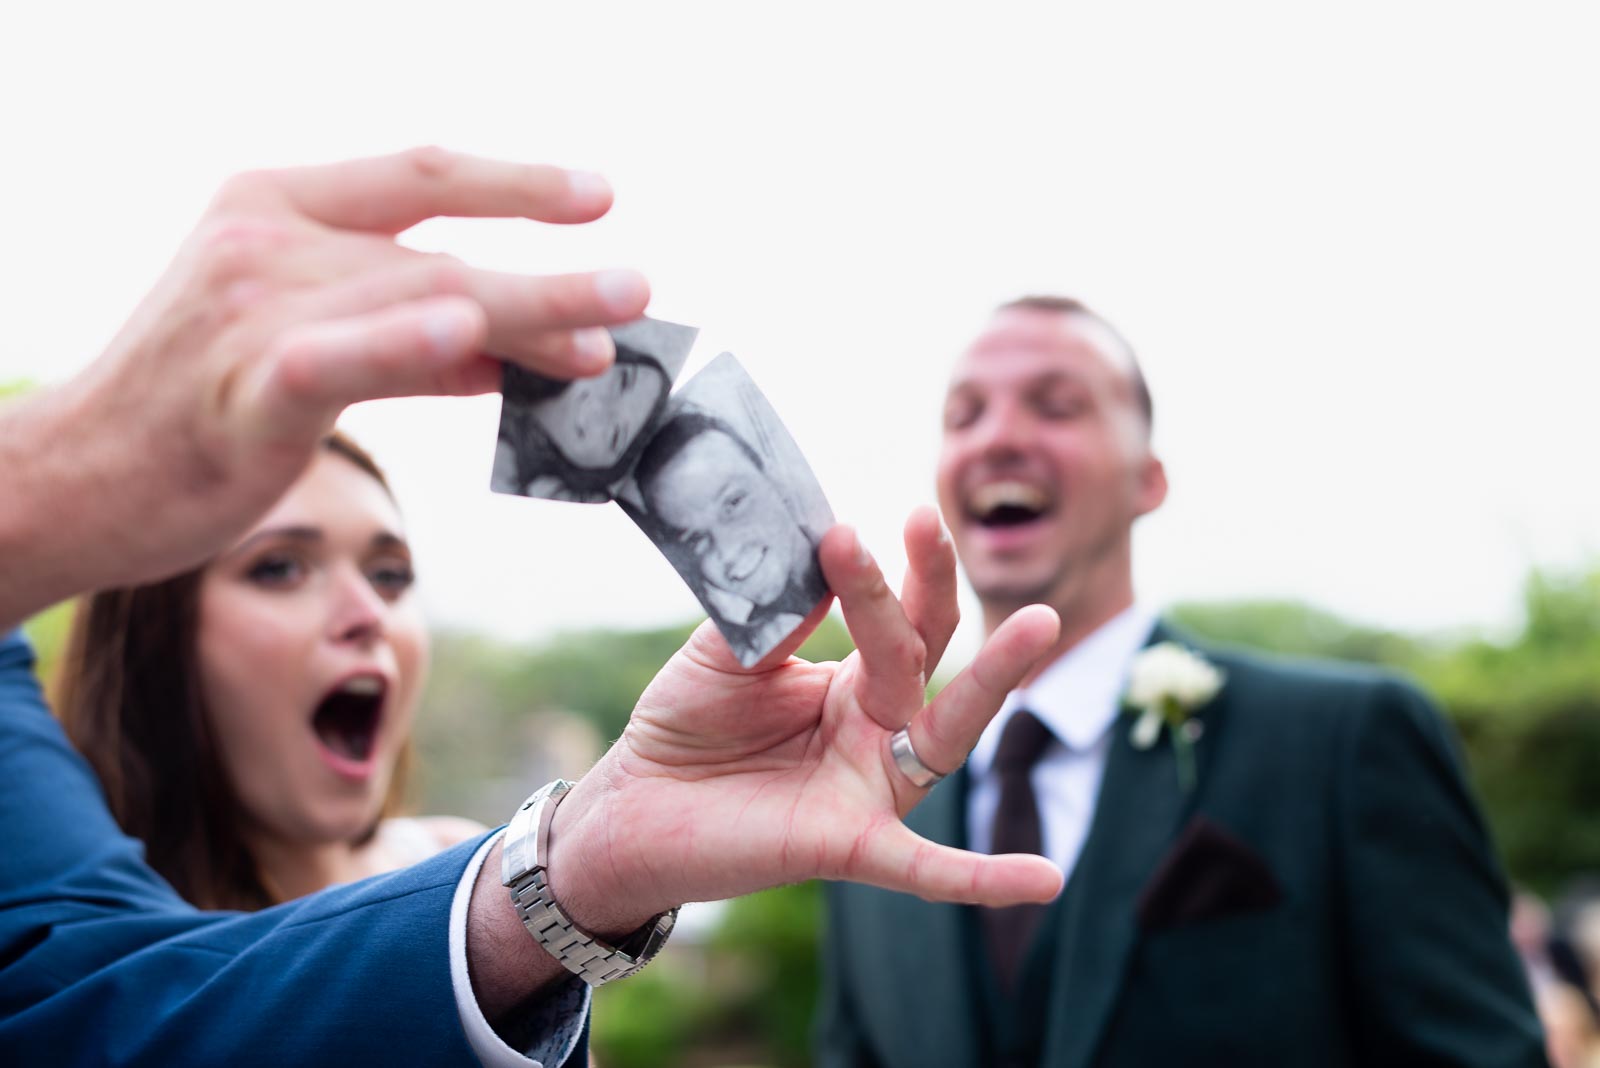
[{"xmin": 5, "ymin": 2, "xmax": 1597, "ymax": 660}]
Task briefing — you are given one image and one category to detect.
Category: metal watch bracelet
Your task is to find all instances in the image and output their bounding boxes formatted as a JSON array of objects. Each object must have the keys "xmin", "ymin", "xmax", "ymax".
[{"xmin": 500, "ymin": 779, "xmax": 678, "ymax": 986}]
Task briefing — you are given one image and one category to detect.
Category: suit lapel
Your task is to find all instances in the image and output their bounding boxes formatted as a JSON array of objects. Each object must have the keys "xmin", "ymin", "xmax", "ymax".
[
  {"xmin": 1039, "ymin": 620, "xmax": 1215, "ymax": 1068},
  {"xmin": 892, "ymin": 767, "xmax": 990, "ymax": 1064}
]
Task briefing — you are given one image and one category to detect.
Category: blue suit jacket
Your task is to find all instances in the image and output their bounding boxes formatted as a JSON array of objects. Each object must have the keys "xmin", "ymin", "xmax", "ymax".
[{"xmin": 0, "ymin": 629, "xmax": 577, "ymax": 1066}]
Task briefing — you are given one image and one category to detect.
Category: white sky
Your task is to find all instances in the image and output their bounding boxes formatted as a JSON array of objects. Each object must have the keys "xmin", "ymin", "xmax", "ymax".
[{"xmin": 5, "ymin": 2, "xmax": 1598, "ymax": 661}]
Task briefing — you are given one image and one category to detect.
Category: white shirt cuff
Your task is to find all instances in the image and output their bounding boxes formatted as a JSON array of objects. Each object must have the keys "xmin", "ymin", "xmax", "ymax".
[{"xmin": 450, "ymin": 830, "xmax": 591, "ymax": 1068}]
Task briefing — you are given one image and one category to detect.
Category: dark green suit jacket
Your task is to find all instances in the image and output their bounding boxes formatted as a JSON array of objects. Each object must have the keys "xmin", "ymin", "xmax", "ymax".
[{"xmin": 818, "ymin": 631, "xmax": 1546, "ymax": 1067}]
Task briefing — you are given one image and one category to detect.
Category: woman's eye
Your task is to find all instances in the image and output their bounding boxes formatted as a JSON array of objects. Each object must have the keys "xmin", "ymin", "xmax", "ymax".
[
  {"xmin": 368, "ymin": 561, "xmax": 416, "ymax": 598},
  {"xmin": 721, "ymin": 491, "xmax": 747, "ymax": 517},
  {"xmin": 246, "ymin": 554, "xmax": 304, "ymax": 588},
  {"xmin": 620, "ymin": 366, "xmax": 635, "ymax": 390}
]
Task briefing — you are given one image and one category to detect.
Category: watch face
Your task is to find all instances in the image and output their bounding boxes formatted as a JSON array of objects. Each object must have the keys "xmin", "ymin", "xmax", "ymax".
[
  {"xmin": 500, "ymin": 781, "xmax": 681, "ymax": 986},
  {"xmin": 502, "ymin": 780, "xmax": 572, "ymax": 886}
]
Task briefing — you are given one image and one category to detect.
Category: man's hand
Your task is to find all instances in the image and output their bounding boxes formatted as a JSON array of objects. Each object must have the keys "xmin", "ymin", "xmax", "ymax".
[
  {"xmin": 0, "ymin": 147, "xmax": 649, "ymax": 628},
  {"xmin": 545, "ymin": 506, "xmax": 1065, "ymax": 936}
]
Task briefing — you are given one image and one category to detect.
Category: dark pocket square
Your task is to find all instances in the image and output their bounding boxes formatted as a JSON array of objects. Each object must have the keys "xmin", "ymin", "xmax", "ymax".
[{"xmin": 1135, "ymin": 814, "xmax": 1283, "ymax": 931}]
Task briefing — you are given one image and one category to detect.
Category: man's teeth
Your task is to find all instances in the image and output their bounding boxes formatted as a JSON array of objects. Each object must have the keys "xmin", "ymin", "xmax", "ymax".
[
  {"xmin": 339, "ymin": 676, "xmax": 384, "ymax": 697},
  {"xmin": 970, "ymin": 481, "xmax": 1049, "ymax": 516}
]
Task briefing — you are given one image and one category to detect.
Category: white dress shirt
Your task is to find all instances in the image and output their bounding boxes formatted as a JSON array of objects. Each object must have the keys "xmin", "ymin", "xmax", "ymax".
[
  {"xmin": 966, "ymin": 604, "xmax": 1159, "ymax": 881},
  {"xmin": 451, "ymin": 831, "xmax": 590, "ymax": 1068}
]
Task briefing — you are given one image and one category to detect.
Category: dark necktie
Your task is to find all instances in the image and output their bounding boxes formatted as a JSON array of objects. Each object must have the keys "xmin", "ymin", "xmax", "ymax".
[{"xmin": 982, "ymin": 709, "xmax": 1056, "ymax": 993}]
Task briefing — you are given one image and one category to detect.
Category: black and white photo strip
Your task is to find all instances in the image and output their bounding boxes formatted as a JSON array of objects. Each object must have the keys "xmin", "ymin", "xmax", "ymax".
[
  {"xmin": 619, "ymin": 353, "xmax": 834, "ymax": 667},
  {"xmin": 492, "ymin": 316, "xmax": 697, "ymax": 503}
]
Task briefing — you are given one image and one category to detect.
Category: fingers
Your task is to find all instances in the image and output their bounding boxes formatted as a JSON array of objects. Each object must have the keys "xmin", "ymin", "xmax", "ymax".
[
  {"xmin": 851, "ymin": 823, "xmax": 1064, "ymax": 907},
  {"xmin": 898, "ymin": 506, "xmax": 960, "ymax": 677},
  {"xmin": 261, "ymin": 147, "xmax": 615, "ymax": 234},
  {"xmin": 677, "ymin": 595, "xmax": 834, "ymax": 674},
  {"xmin": 242, "ymin": 294, "xmax": 491, "ymax": 441},
  {"xmin": 295, "ymin": 258, "xmax": 651, "ymax": 379},
  {"xmin": 893, "ymin": 604, "xmax": 1059, "ymax": 805},
  {"xmin": 820, "ymin": 526, "xmax": 928, "ymax": 730},
  {"xmin": 470, "ymin": 266, "xmax": 649, "ymax": 374}
]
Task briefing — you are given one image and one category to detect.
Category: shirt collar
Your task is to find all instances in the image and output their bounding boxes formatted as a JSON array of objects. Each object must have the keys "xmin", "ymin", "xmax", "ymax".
[{"xmin": 969, "ymin": 603, "xmax": 1160, "ymax": 774}]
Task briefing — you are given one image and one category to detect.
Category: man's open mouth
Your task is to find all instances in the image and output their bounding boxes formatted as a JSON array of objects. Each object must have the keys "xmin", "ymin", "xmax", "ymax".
[
  {"xmin": 966, "ymin": 480, "xmax": 1054, "ymax": 528},
  {"xmin": 311, "ymin": 675, "xmax": 386, "ymax": 764}
]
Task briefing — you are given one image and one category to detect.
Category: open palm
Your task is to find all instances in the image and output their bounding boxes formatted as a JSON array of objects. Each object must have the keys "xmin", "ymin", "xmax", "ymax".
[{"xmin": 549, "ymin": 509, "xmax": 1064, "ymax": 923}]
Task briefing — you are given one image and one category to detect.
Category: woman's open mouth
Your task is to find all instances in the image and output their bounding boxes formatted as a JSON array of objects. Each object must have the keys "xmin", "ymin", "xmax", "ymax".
[{"xmin": 310, "ymin": 674, "xmax": 387, "ymax": 779}]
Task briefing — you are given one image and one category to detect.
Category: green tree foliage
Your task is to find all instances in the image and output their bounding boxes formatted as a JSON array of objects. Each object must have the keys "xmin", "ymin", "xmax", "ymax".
[
  {"xmin": 1412, "ymin": 570, "xmax": 1600, "ymax": 894},
  {"xmin": 411, "ymin": 615, "xmax": 859, "ymax": 826},
  {"xmin": 1167, "ymin": 599, "xmax": 1424, "ymax": 665},
  {"xmin": 499, "ymin": 622, "xmax": 699, "ymax": 742},
  {"xmin": 707, "ymin": 881, "xmax": 824, "ymax": 1064},
  {"xmin": 590, "ymin": 883, "xmax": 823, "ymax": 1068},
  {"xmin": 21, "ymin": 602, "xmax": 74, "ymax": 696}
]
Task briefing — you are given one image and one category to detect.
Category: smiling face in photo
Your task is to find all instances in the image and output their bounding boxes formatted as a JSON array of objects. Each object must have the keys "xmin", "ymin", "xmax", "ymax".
[
  {"xmin": 643, "ymin": 428, "xmax": 811, "ymax": 608},
  {"xmin": 196, "ymin": 450, "xmax": 429, "ymax": 850},
  {"xmin": 532, "ymin": 354, "xmax": 669, "ymax": 470}
]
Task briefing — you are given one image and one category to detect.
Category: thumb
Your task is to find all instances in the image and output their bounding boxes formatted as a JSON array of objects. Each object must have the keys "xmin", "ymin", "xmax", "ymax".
[{"xmin": 850, "ymin": 822, "xmax": 1064, "ymax": 907}]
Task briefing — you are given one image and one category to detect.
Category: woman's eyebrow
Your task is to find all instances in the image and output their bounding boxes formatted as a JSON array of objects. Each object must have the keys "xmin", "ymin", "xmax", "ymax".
[{"xmin": 217, "ymin": 525, "xmax": 321, "ymax": 562}]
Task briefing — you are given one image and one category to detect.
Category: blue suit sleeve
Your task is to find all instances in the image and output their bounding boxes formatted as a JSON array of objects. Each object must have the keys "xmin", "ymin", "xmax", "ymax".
[{"xmin": 0, "ymin": 630, "xmax": 581, "ymax": 1066}]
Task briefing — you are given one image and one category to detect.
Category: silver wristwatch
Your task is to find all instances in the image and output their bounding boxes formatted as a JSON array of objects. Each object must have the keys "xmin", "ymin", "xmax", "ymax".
[{"xmin": 500, "ymin": 779, "xmax": 678, "ymax": 986}]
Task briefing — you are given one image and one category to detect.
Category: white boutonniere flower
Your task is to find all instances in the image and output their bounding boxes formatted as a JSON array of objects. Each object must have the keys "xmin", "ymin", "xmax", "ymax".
[{"xmin": 1123, "ymin": 642, "xmax": 1224, "ymax": 791}]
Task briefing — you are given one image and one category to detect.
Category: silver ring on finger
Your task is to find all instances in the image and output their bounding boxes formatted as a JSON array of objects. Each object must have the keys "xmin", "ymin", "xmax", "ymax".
[{"xmin": 889, "ymin": 727, "xmax": 947, "ymax": 789}]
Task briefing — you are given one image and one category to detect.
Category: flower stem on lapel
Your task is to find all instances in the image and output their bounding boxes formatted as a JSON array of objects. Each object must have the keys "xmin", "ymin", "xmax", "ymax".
[
  {"xmin": 1123, "ymin": 643, "xmax": 1223, "ymax": 794},
  {"xmin": 1170, "ymin": 719, "xmax": 1197, "ymax": 793}
]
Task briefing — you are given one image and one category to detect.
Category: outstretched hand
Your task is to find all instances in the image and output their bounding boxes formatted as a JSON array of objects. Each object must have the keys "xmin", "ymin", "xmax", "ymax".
[
  {"xmin": 0, "ymin": 148, "xmax": 649, "ymax": 628},
  {"xmin": 547, "ymin": 506, "xmax": 1064, "ymax": 934}
]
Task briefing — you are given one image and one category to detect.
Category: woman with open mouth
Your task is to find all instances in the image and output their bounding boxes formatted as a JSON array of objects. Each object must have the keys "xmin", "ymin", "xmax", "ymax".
[{"xmin": 55, "ymin": 431, "xmax": 480, "ymax": 910}]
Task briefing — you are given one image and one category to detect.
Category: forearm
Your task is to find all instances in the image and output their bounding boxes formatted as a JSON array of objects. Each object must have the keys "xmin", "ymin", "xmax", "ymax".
[
  {"xmin": 0, "ymin": 370, "xmax": 203, "ymax": 627},
  {"xmin": 0, "ymin": 384, "xmax": 98, "ymax": 627},
  {"xmin": 467, "ymin": 839, "xmax": 571, "ymax": 1022},
  {"xmin": 0, "ymin": 359, "xmax": 307, "ymax": 630}
]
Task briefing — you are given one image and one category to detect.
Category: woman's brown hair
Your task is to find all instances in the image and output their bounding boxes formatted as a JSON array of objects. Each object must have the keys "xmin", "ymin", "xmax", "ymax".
[{"xmin": 55, "ymin": 431, "xmax": 414, "ymax": 911}]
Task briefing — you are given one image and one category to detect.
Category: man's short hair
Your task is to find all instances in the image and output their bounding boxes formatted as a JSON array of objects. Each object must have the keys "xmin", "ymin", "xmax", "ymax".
[
  {"xmin": 997, "ymin": 295, "xmax": 1153, "ymax": 433},
  {"xmin": 635, "ymin": 411, "xmax": 766, "ymax": 510}
]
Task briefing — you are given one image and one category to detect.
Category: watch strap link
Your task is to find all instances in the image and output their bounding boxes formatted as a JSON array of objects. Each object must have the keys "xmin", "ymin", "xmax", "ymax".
[
  {"xmin": 506, "ymin": 866, "xmax": 677, "ymax": 985},
  {"xmin": 501, "ymin": 779, "xmax": 678, "ymax": 986}
]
